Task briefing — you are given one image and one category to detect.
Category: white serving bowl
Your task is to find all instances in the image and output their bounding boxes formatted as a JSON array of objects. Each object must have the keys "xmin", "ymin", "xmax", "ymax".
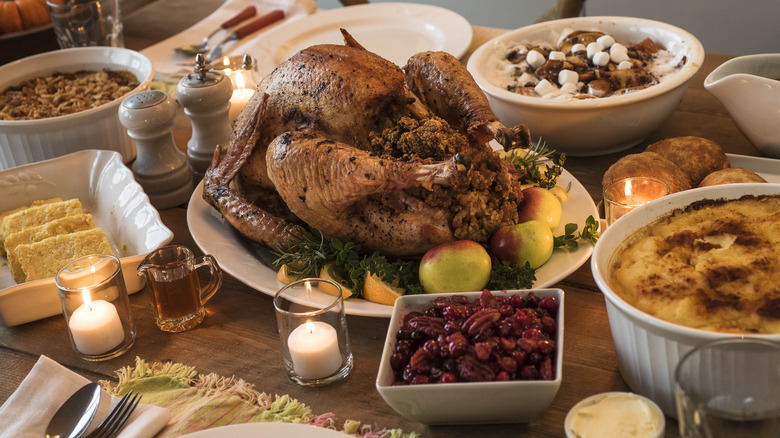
[
  {"xmin": 376, "ymin": 289, "xmax": 564, "ymax": 425},
  {"xmin": 704, "ymin": 53, "xmax": 780, "ymax": 158},
  {"xmin": 0, "ymin": 150, "xmax": 173, "ymax": 326},
  {"xmin": 591, "ymin": 183, "xmax": 780, "ymax": 417},
  {"xmin": 0, "ymin": 47, "xmax": 154, "ymax": 170},
  {"xmin": 467, "ymin": 16, "xmax": 704, "ymax": 156}
]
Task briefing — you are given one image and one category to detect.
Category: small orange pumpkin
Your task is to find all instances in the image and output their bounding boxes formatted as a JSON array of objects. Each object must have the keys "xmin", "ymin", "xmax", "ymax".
[{"xmin": 0, "ymin": 0, "xmax": 50, "ymax": 35}]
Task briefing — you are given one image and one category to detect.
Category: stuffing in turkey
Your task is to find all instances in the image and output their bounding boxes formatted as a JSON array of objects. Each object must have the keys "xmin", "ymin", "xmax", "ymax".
[{"xmin": 203, "ymin": 30, "xmax": 532, "ymax": 257}]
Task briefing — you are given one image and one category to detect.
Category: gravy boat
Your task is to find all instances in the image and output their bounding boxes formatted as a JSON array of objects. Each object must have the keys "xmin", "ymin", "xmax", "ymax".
[{"xmin": 704, "ymin": 53, "xmax": 780, "ymax": 158}]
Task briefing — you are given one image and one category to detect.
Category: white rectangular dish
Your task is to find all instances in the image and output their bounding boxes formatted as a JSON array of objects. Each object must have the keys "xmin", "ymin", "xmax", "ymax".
[{"xmin": 0, "ymin": 150, "xmax": 173, "ymax": 326}]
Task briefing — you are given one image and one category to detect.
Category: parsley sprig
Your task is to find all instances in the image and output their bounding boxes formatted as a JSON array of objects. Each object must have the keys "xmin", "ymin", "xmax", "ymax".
[{"xmin": 554, "ymin": 215, "xmax": 600, "ymax": 249}]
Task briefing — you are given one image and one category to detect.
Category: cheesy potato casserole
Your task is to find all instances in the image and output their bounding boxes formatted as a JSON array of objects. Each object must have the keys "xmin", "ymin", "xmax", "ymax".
[{"xmin": 609, "ymin": 194, "xmax": 780, "ymax": 334}]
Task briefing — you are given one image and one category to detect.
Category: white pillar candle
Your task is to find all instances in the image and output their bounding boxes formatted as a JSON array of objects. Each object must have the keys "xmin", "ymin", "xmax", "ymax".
[
  {"xmin": 287, "ymin": 321, "xmax": 343, "ymax": 379},
  {"xmin": 68, "ymin": 291, "xmax": 125, "ymax": 355}
]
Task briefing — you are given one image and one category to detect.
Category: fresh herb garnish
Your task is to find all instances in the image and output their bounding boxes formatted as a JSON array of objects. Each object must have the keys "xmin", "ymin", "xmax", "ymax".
[
  {"xmin": 502, "ymin": 139, "xmax": 566, "ymax": 189},
  {"xmin": 553, "ymin": 215, "xmax": 600, "ymax": 249},
  {"xmin": 271, "ymin": 229, "xmax": 422, "ymax": 297},
  {"xmin": 487, "ymin": 258, "xmax": 536, "ymax": 290}
]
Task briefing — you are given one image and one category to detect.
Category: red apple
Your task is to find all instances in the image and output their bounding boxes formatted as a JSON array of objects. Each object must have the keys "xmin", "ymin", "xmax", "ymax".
[
  {"xmin": 418, "ymin": 240, "xmax": 492, "ymax": 294},
  {"xmin": 490, "ymin": 220, "xmax": 554, "ymax": 269},
  {"xmin": 517, "ymin": 186, "xmax": 562, "ymax": 232}
]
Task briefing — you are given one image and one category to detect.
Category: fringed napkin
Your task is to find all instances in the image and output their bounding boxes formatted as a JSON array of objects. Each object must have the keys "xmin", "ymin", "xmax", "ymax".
[{"xmin": 102, "ymin": 357, "xmax": 417, "ymax": 438}]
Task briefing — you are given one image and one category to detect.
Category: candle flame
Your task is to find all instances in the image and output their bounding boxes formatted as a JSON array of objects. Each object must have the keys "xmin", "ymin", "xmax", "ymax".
[
  {"xmin": 234, "ymin": 72, "xmax": 246, "ymax": 89},
  {"xmin": 305, "ymin": 281, "xmax": 312, "ymax": 295},
  {"xmin": 623, "ymin": 179, "xmax": 633, "ymax": 197},
  {"xmin": 81, "ymin": 289, "xmax": 93, "ymax": 311},
  {"xmin": 305, "ymin": 321, "xmax": 316, "ymax": 334}
]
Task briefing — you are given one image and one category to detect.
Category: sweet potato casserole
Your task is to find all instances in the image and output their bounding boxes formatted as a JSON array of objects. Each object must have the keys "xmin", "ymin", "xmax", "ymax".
[
  {"xmin": 0, "ymin": 69, "xmax": 139, "ymax": 121},
  {"xmin": 608, "ymin": 194, "xmax": 780, "ymax": 334}
]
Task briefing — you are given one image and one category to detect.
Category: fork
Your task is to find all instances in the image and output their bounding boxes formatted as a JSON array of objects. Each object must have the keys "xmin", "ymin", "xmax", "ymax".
[{"xmin": 84, "ymin": 391, "xmax": 141, "ymax": 438}]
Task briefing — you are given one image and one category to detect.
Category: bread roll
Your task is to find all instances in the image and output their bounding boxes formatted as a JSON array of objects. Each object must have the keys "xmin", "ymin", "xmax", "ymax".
[
  {"xmin": 602, "ymin": 151, "xmax": 693, "ymax": 194},
  {"xmin": 699, "ymin": 167, "xmax": 767, "ymax": 187},
  {"xmin": 645, "ymin": 136, "xmax": 729, "ymax": 186}
]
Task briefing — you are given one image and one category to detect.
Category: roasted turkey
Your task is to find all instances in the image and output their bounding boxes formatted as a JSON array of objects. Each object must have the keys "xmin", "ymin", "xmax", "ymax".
[{"xmin": 203, "ymin": 30, "xmax": 532, "ymax": 257}]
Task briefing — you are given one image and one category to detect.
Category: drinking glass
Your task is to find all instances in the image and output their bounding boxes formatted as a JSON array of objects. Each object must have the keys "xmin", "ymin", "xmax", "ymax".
[
  {"xmin": 47, "ymin": 0, "xmax": 124, "ymax": 48},
  {"xmin": 274, "ymin": 278, "xmax": 353, "ymax": 387},
  {"xmin": 675, "ymin": 338, "xmax": 780, "ymax": 438},
  {"xmin": 56, "ymin": 254, "xmax": 135, "ymax": 361}
]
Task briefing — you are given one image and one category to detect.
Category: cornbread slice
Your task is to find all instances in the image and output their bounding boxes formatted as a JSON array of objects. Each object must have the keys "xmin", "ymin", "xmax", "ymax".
[
  {"xmin": 5, "ymin": 214, "xmax": 96, "ymax": 281},
  {"xmin": 0, "ymin": 199, "xmax": 82, "ymax": 250},
  {"xmin": 9, "ymin": 228, "xmax": 114, "ymax": 283},
  {"xmin": 0, "ymin": 198, "xmax": 63, "ymax": 255}
]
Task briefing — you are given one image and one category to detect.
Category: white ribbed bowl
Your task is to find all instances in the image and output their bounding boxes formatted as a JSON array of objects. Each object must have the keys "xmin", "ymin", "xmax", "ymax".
[
  {"xmin": 467, "ymin": 16, "xmax": 704, "ymax": 156},
  {"xmin": 0, "ymin": 47, "xmax": 153, "ymax": 169},
  {"xmin": 591, "ymin": 183, "xmax": 780, "ymax": 417}
]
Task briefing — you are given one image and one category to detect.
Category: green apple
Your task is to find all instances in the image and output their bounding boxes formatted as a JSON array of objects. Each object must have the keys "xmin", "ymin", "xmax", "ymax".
[
  {"xmin": 489, "ymin": 220, "xmax": 554, "ymax": 269},
  {"xmin": 517, "ymin": 186, "xmax": 562, "ymax": 232},
  {"xmin": 418, "ymin": 240, "xmax": 492, "ymax": 294}
]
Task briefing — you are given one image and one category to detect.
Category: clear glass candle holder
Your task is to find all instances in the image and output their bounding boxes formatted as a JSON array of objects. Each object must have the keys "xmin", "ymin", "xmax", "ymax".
[
  {"xmin": 675, "ymin": 338, "xmax": 780, "ymax": 437},
  {"xmin": 274, "ymin": 278, "xmax": 353, "ymax": 387},
  {"xmin": 604, "ymin": 177, "xmax": 670, "ymax": 226},
  {"xmin": 56, "ymin": 254, "xmax": 136, "ymax": 361}
]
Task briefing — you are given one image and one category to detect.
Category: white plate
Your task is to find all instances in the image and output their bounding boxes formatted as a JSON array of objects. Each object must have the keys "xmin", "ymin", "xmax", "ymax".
[
  {"xmin": 240, "ymin": 2, "xmax": 473, "ymax": 75},
  {"xmin": 0, "ymin": 150, "xmax": 173, "ymax": 326},
  {"xmin": 179, "ymin": 422, "xmax": 349, "ymax": 438},
  {"xmin": 187, "ymin": 169, "xmax": 598, "ymax": 318}
]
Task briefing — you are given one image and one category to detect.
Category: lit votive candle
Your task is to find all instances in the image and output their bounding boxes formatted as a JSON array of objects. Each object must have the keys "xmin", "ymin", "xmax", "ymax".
[
  {"xmin": 226, "ymin": 66, "xmax": 256, "ymax": 122},
  {"xmin": 603, "ymin": 177, "xmax": 670, "ymax": 226},
  {"xmin": 287, "ymin": 321, "xmax": 343, "ymax": 379},
  {"xmin": 68, "ymin": 290, "xmax": 125, "ymax": 355}
]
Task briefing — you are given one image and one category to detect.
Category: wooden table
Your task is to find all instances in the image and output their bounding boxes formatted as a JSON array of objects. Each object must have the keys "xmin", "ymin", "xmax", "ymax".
[{"xmin": 0, "ymin": 2, "xmax": 763, "ymax": 437}]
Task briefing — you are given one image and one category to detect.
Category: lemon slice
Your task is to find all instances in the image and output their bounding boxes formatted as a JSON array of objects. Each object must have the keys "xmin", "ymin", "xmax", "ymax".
[
  {"xmin": 548, "ymin": 185, "xmax": 570, "ymax": 203},
  {"xmin": 318, "ymin": 261, "xmax": 353, "ymax": 299},
  {"xmin": 363, "ymin": 272, "xmax": 405, "ymax": 306},
  {"xmin": 276, "ymin": 264, "xmax": 296, "ymax": 284}
]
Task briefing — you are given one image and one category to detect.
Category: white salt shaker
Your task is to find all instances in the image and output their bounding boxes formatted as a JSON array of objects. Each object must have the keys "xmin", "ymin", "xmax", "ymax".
[
  {"xmin": 177, "ymin": 54, "xmax": 233, "ymax": 181},
  {"xmin": 118, "ymin": 90, "xmax": 194, "ymax": 209}
]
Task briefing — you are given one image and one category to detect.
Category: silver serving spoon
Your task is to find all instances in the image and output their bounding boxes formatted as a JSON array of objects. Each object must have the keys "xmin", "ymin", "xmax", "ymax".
[
  {"xmin": 174, "ymin": 6, "xmax": 258, "ymax": 56},
  {"xmin": 45, "ymin": 382, "xmax": 101, "ymax": 438}
]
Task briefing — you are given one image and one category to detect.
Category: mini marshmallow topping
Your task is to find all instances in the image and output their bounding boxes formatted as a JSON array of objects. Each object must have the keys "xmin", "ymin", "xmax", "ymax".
[
  {"xmin": 526, "ymin": 50, "xmax": 545, "ymax": 69},
  {"xmin": 548, "ymin": 50, "xmax": 566, "ymax": 61},
  {"xmin": 490, "ymin": 29, "xmax": 685, "ymax": 100},
  {"xmin": 592, "ymin": 51, "xmax": 610, "ymax": 67},
  {"xmin": 535, "ymin": 79, "xmax": 557, "ymax": 96}
]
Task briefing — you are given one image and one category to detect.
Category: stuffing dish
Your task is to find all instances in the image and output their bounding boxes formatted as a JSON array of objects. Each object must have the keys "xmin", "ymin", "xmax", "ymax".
[{"xmin": 0, "ymin": 69, "xmax": 139, "ymax": 120}]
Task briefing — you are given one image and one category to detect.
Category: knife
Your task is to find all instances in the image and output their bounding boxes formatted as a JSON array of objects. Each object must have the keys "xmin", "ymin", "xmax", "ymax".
[{"xmin": 206, "ymin": 9, "xmax": 285, "ymax": 63}]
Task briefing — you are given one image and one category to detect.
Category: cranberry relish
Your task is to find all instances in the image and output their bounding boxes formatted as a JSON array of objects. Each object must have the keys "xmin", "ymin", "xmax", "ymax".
[{"xmin": 390, "ymin": 290, "xmax": 559, "ymax": 385}]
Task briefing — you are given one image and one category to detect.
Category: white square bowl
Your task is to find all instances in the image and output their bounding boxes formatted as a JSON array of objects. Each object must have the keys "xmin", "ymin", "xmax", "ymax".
[
  {"xmin": 375, "ymin": 289, "xmax": 564, "ymax": 425},
  {"xmin": 0, "ymin": 149, "xmax": 173, "ymax": 326}
]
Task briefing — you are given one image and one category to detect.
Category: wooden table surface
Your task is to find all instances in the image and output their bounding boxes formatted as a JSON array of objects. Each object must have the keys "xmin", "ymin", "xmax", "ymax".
[{"xmin": 0, "ymin": 2, "xmax": 764, "ymax": 437}]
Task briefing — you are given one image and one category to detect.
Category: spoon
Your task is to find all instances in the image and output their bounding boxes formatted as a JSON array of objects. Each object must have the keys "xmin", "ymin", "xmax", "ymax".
[
  {"xmin": 175, "ymin": 5, "xmax": 258, "ymax": 56},
  {"xmin": 45, "ymin": 382, "xmax": 101, "ymax": 438}
]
